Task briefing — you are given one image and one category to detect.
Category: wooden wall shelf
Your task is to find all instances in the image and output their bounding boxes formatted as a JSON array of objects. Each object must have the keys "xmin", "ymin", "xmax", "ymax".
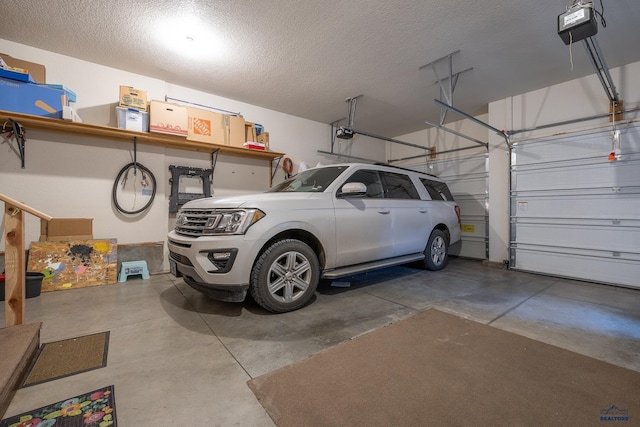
[{"xmin": 0, "ymin": 110, "xmax": 285, "ymax": 161}]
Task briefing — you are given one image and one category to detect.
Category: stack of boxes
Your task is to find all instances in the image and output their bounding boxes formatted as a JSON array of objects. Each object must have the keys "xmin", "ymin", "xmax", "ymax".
[
  {"xmin": 0, "ymin": 53, "xmax": 272, "ymax": 151},
  {"xmin": 118, "ymin": 93, "xmax": 254, "ymax": 148},
  {"xmin": 145, "ymin": 97, "xmax": 270, "ymax": 150},
  {"xmin": 116, "ymin": 86, "xmax": 149, "ymax": 132},
  {"xmin": 243, "ymin": 122, "xmax": 269, "ymax": 150},
  {"xmin": 0, "ymin": 53, "xmax": 77, "ymax": 120}
]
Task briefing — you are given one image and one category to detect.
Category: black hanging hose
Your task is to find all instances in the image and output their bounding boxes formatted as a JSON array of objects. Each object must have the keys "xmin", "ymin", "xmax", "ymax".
[{"xmin": 112, "ymin": 162, "xmax": 157, "ymax": 214}]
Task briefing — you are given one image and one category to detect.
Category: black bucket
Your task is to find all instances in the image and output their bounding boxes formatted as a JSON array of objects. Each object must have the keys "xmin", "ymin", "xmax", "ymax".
[{"xmin": 0, "ymin": 272, "xmax": 44, "ymax": 301}]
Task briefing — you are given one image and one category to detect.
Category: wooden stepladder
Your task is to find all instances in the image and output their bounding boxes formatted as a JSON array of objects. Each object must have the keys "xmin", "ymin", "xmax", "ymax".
[{"xmin": 0, "ymin": 194, "xmax": 52, "ymax": 327}]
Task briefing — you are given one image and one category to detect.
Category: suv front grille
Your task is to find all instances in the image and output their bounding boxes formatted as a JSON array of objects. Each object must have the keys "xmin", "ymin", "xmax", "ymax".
[
  {"xmin": 170, "ymin": 251, "xmax": 193, "ymax": 266},
  {"xmin": 175, "ymin": 209, "xmax": 219, "ymax": 236}
]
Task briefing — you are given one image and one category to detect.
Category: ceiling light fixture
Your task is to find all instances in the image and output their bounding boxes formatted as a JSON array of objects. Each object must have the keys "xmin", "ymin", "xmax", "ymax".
[{"xmin": 153, "ymin": 14, "xmax": 227, "ymax": 62}]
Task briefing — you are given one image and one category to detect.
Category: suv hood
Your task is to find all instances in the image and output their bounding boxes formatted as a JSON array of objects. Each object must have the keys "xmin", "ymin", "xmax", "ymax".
[{"xmin": 181, "ymin": 192, "xmax": 323, "ymax": 209}]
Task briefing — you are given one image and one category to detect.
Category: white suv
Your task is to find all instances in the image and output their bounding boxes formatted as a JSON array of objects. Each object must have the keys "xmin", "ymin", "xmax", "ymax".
[{"xmin": 168, "ymin": 163, "xmax": 461, "ymax": 313}]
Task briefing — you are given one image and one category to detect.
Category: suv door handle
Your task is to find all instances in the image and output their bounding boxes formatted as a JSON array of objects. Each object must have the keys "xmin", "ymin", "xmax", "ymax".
[
  {"xmin": 419, "ymin": 208, "xmax": 428, "ymax": 213},
  {"xmin": 378, "ymin": 209, "xmax": 391, "ymax": 215}
]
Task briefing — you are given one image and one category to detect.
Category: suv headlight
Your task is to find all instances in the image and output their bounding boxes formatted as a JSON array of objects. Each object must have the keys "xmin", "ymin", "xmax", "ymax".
[{"xmin": 202, "ymin": 209, "xmax": 265, "ymax": 235}]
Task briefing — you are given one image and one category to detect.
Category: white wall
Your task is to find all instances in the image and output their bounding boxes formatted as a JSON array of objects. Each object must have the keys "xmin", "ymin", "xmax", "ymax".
[
  {"xmin": 391, "ymin": 114, "xmax": 489, "ymax": 170},
  {"xmin": 0, "ymin": 39, "xmax": 386, "ymax": 261}
]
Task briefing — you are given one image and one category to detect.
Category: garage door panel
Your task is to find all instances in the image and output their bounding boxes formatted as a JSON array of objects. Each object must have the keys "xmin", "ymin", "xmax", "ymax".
[
  {"xmin": 513, "ymin": 127, "xmax": 640, "ymax": 164},
  {"xmin": 456, "ymin": 198, "xmax": 485, "ymax": 217},
  {"xmin": 432, "ymin": 156, "xmax": 487, "ymax": 176},
  {"xmin": 514, "ymin": 158, "xmax": 640, "ymax": 192},
  {"xmin": 513, "ymin": 247, "xmax": 640, "ymax": 287},
  {"xmin": 452, "ymin": 236, "xmax": 486, "ymax": 259},
  {"xmin": 511, "ymin": 123, "xmax": 640, "ymax": 289},
  {"xmin": 513, "ymin": 194, "xmax": 640, "ymax": 219},
  {"xmin": 459, "ymin": 219, "xmax": 486, "ymax": 239},
  {"xmin": 432, "ymin": 155, "xmax": 488, "ymax": 260},
  {"xmin": 446, "ymin": 176, "xmax": 486, "ymax": 195},
  {"xmin": 407, "ymin": 153, "xmax": 488, "ymax": 259},
  {"xmin": 514, "ymin": 222, "xmax": 640, "ymax": 253}
]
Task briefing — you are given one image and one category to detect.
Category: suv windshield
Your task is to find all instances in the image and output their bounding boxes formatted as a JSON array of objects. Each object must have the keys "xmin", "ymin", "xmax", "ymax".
[{"xmin": 269, "ymin": 166, "xmax": 348, "ymax": 193}]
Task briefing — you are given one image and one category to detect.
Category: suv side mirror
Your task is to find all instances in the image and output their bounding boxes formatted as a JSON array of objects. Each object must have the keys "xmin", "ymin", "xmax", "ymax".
[{"xmin": 339, "ymin": 182, "xmax": 367, "ymax": 197}]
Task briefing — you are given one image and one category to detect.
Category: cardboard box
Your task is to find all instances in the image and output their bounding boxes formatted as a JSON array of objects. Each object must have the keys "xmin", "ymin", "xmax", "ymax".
[
  {"xmin": 63, "ymin": 105, "xmax": 83, "ymax": 123},
  {"xmin": 256, "ymin": 131, "xmax": 269, "ymax": 148},
  {"xmin": 186, "ymin": 106, "xmax": 226, "ymax": 144},
  {"xmin": 245, "ymin": 122, "xmax": 257, "ymax": 143},
  {"xmin": 119, "ymin": 86, "xmax": 148, "ymax": 111},
  {"xmin": 0, "ymin": 53, "xmax": 46, "ymax": 84},
  {"xmin": 40, "ymin": 218, "xmax": 93, "ymax": 241},
  {"xmin": 116, "ymin": 106, "xmax": 149, "ymax": 132},
  {"xmin": 226, "ymin": 115, "xmax": 246, "ymax": 148},
  {"xmin": 0, "ymin": 77, "xmax": 68, "ymax": 118},
  {"xmin": 44, "ymin": 84, "xmax": 77, "ymax": 103},
  {"xmin": 149, "ymin": 100, "xmax": 188, "ymax": 137},
  {"xmin": 0, "ymin": 67, "xmax": 36, "ymax": 83}
]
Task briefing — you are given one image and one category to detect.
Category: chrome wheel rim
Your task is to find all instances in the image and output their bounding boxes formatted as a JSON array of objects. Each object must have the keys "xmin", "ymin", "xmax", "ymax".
[
  {"xmin": 268, "ymin": 251, "xmax": 312, "ymax": 303},
  {"xmin": 430, "ymin": 235, "xmax": 446, "ymax": 266}
]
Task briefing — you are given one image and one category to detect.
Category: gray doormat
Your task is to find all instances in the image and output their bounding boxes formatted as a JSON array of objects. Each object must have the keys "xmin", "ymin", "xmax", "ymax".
[
  {"xmin": 21, "ymin": 331, "xmax": 109, "ymax": 388},
  {"xmin": 249, "ymin": 309, "xmax": 640, "ymax": 426}
]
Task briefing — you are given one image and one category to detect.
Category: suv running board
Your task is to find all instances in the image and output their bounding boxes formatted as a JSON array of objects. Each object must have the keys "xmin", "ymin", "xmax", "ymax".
[{"xmin": 322, "ymin": 253, "xmax": 426, "ymax": 279}]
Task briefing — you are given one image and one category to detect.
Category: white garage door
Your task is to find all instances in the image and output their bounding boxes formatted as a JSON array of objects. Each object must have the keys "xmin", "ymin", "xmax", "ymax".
[
  {"xmin": 410, "ymin": 153, "xmax": 489, "ymax": 259},
  {"xmin": 510, "ymin": 122, "xmax": 640, "ymax": 289}
]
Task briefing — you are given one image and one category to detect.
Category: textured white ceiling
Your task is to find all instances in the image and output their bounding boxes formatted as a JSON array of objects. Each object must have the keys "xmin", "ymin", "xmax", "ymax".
[{"xmin": 2, "ymin": 0, "xmax": 639, "ymax": 137}]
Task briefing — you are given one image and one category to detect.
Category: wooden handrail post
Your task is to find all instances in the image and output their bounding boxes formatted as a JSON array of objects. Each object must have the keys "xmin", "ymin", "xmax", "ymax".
[
  {"xmin": 4, "ymin": 204, "xmax": 26, "ymax": 326},
  {"xmin": 1, "ymin": 193, "xmax": 52, "ymax": 327}
]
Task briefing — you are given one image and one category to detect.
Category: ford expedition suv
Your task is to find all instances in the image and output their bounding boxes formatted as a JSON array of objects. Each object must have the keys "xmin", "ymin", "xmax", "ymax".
[{"xmin": 168, "ymin": 163, "xmax": 461, "ymax": 313}]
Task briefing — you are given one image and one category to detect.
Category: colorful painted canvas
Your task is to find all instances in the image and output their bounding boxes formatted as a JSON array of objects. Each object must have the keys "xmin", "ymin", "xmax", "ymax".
[{"xmin": 27, "ymin": 239, "xmax": 118, "ymax": 292}]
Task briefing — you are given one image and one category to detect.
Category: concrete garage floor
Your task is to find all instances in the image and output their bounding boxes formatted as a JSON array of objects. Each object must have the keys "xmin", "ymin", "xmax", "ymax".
[{"xmin": 2, "ymin": 257, "xmax": 639, "ymax": 426}]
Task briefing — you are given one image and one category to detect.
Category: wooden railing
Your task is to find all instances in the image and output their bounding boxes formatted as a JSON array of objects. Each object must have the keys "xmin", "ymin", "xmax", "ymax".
[{"xmin": 0, "ymin": 194, "xmax": 52, "ymax": 327}]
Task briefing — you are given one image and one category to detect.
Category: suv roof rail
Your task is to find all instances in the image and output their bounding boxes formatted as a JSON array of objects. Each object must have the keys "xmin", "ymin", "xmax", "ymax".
[{"xmin": 373, "ymin": 162, "xmax": 438, "ymax": 178}]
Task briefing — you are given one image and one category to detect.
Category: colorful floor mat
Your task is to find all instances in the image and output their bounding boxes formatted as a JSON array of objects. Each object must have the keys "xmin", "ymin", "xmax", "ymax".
[{"xmin": 0, "ymin": 385, "xmax": 116, "ymax": 427}]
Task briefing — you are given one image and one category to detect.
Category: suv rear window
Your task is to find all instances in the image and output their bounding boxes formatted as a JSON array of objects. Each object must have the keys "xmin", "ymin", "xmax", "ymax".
[
  {"xmin": 382, "ymin": 172, "xmax": 420, "ymax": 200},
  {"xmin": 420, "ymin": 178, "xmax": 454, "ymax": 201}
]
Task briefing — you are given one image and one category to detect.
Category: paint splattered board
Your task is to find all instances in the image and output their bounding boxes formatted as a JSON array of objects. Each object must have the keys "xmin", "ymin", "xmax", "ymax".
[{"xmin": 27, "ymin": 239, "xmax": 118, "ymax": 292}]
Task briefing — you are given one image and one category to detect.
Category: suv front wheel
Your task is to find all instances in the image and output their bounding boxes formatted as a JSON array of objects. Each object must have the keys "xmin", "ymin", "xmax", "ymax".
[
  {"xmin": 250, "ymin": 239, "xmax": 320, "ymax": 313},
  {"xmin": 423, "ymin": 229, "xmax": 449, "ymax": 271}
]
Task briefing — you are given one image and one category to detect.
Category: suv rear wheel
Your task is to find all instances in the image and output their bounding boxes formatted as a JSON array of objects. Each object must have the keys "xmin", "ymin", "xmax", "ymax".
[
  {"xmin": 423, "ymin": 229, "xmax": 449, "ymax": 271},
  {"xmin": 250, "ymin": 239, "xmax": 319, "ymax": 313}
]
